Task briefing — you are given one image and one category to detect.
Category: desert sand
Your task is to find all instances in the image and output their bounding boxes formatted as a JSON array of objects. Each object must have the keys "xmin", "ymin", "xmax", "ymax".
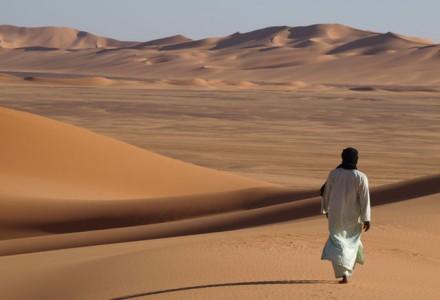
[{"xmin": 0, "ymin": 24, "xmax": 439, "ymax": 300}]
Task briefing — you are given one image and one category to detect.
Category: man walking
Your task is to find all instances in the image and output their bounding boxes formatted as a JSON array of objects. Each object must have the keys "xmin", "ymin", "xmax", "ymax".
[{"xmin": 321, "ymin": 147, "xmax": 371, "ymax": 284}]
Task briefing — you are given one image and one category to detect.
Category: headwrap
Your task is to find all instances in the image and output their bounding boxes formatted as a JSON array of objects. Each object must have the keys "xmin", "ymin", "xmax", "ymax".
[{"xmin": 338, "ymin": 147, "xmax": 358, "ymax": 170}]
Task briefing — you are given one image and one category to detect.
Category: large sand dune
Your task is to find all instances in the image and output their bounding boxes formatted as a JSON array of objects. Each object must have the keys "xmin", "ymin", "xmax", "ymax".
[
  {"xmin": 0, "ymin": 107, "xmax": 281, "ymax": 237},
  {"xmin": 0, "ymin": 107, "xmax": 269, "ymax": 200}
]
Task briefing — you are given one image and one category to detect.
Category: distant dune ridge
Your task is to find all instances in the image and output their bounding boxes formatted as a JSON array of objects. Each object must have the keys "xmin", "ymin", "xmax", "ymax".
[
  {"xmin": 133, "ymin": 34, "xmax": 192, "ymax": 48},
  {"xmin": 0, "ymin": 23, "xmax": 439, "ymax": 85}
]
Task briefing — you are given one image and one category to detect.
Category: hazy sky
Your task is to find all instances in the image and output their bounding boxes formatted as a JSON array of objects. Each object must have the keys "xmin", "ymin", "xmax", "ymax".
[{"xmin": 2, "ymin": 0, "xmax": 439, "ymax": 42}]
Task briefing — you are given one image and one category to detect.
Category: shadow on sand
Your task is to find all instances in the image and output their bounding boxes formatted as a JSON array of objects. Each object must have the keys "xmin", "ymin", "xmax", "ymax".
[{"xmin": 110, "ymin": 279, "xmax": 337, "ymax": 299}]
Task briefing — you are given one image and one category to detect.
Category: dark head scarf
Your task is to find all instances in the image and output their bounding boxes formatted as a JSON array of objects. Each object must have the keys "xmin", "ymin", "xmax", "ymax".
[
  {"xmin": 338, "ymin": 147, "xmax": 358, "ymax": 170},
  {"xmin": 320, "ymin": 147, "xmax": 359, "ymax": 196}
]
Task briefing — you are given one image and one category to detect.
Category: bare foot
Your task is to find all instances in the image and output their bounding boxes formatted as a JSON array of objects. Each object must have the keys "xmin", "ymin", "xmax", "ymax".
[{"xmin": 339, "ymin": 275, "xmax": 348, "ymax": 284}]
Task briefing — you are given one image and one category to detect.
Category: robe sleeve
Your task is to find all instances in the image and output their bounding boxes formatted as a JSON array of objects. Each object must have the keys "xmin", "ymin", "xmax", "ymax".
[
  {"xmin": 358, "ymin": 174, "xmax": 371, "ymax": 222},
  {"xmin": 321, "ymin": 172, "xmax": 332, "ymax": 215}
]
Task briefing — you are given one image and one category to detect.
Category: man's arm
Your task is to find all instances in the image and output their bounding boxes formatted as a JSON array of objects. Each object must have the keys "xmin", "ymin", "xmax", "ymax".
[
  {"xmin": 359, "ymin": 174, "xmax": 371, "ymax": 231},
  {"xmin": 321, "ymin": 172, "xmax": 332, "ymax": 216}
]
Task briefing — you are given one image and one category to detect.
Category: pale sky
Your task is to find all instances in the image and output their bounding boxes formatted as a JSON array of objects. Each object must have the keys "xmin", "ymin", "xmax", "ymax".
[{"xmin": 2, "ymin": 0, "xmax": 439, "ymax": 42}]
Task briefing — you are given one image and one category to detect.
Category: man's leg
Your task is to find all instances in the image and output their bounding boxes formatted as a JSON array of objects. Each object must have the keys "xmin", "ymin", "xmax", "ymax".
[{"xmin": 332, "ymin": 261, "xmax": 352, "ymax": 284}]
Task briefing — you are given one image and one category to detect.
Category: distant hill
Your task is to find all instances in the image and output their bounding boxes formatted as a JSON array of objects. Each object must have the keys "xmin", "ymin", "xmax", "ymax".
[
  {"xmin": 0, "ymin": 23, "xmax": 438, "ymax": 85},
  {"xmin": 0, "ymin": 25, "xmax": 137, "ymax": 49}
]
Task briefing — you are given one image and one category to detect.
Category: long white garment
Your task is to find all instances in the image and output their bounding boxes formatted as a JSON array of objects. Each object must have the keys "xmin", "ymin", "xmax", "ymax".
[{"xmin": 321, "ymin": 168, "xmax": 371, "ymax": 276}]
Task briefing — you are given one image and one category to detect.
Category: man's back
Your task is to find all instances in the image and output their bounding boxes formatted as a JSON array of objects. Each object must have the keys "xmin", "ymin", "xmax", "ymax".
[{"xmin": 323, "ymin": 168, "xmax": 370, "ymax": 235}]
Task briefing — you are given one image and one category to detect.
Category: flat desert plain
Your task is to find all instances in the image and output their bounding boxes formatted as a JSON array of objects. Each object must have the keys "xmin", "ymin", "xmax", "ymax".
[
  {"xmin": 0, "ymin": 23, "xmax": 439, "ymax": 300},
  {"xmin": 1, "ymin": 83, "xmax": 439, "ymax": 188}
]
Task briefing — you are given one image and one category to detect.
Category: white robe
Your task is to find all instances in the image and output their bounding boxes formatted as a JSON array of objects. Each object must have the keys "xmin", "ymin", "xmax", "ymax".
[{"xmin": 321, "ymin": 168, "xmax": 371, "ymax": 277}]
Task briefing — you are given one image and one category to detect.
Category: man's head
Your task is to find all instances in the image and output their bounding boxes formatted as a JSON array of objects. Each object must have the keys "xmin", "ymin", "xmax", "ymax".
[{"xmin": 341, "ymin": 147, "xmax": 359, "ymax": 168}]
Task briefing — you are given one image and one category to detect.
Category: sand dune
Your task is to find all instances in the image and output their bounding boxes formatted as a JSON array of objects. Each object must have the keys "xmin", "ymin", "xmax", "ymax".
[
  {"xmin": 0, "ymin": 23, "xmax": 439, "ymax": 85},
  {"xmin": 289, "ymin": 23, "xmax": 373, "ymax": 44},
  {"xmin": 328, "ymin": 32, "xmax": 430, "ymax": 55},
  {"xmin": 211, "ymin": 24, "xmax": 373, "ymax": 50},
  {"xmin": 212, "ymin": 26, "xmax": 291, "ymax": 49},
  {"xmin": 0, "ymin": 107, "xmax": 281, "ymax": 238},
  {"xmin": 1, "ymin": 171, "xmax": 438, "ymax": 256},
  {"xmin": 0, "ymin": 25, "xmax": 137, "ymax": 50},
  {"xmin": 0, "ymin": 107, "xmax": 271, "ymax": 201}
]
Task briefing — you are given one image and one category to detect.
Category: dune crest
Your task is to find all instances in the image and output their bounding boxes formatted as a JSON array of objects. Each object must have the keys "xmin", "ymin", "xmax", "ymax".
[
  {"xmin": 133, "ymin": 34, "xmax": 191, "ymax": 48},
  {"xmin": 328, "ymin": 31, "xmax": 431, "ymax": 55},
  {"xmin": 0, "ymin": 173, "xmax": 438, "ymax": 255}
]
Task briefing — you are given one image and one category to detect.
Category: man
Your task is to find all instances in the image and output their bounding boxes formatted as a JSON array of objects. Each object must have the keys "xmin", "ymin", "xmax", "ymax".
[{"xmin": 321, "ymin": 147, "xmax": 371, "ymax": 284}]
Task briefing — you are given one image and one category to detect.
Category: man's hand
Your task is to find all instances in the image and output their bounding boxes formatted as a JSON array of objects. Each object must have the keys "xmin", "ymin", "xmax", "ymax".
[{"xmin": 363, "ymin": 221, "xmax": 370, "ymax": 232}]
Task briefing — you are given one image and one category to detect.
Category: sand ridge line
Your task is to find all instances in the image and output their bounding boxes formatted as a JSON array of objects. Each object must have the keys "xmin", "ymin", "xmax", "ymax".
[{"xmin": 0, "ymin": 174, "xmax": 438, "ymax": 256}]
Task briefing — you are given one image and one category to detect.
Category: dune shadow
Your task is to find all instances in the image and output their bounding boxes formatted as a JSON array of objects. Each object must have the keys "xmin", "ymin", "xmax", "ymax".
[{"xmin": 110, "ymin": 279, "xmax": 337, "ymax": 299}]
